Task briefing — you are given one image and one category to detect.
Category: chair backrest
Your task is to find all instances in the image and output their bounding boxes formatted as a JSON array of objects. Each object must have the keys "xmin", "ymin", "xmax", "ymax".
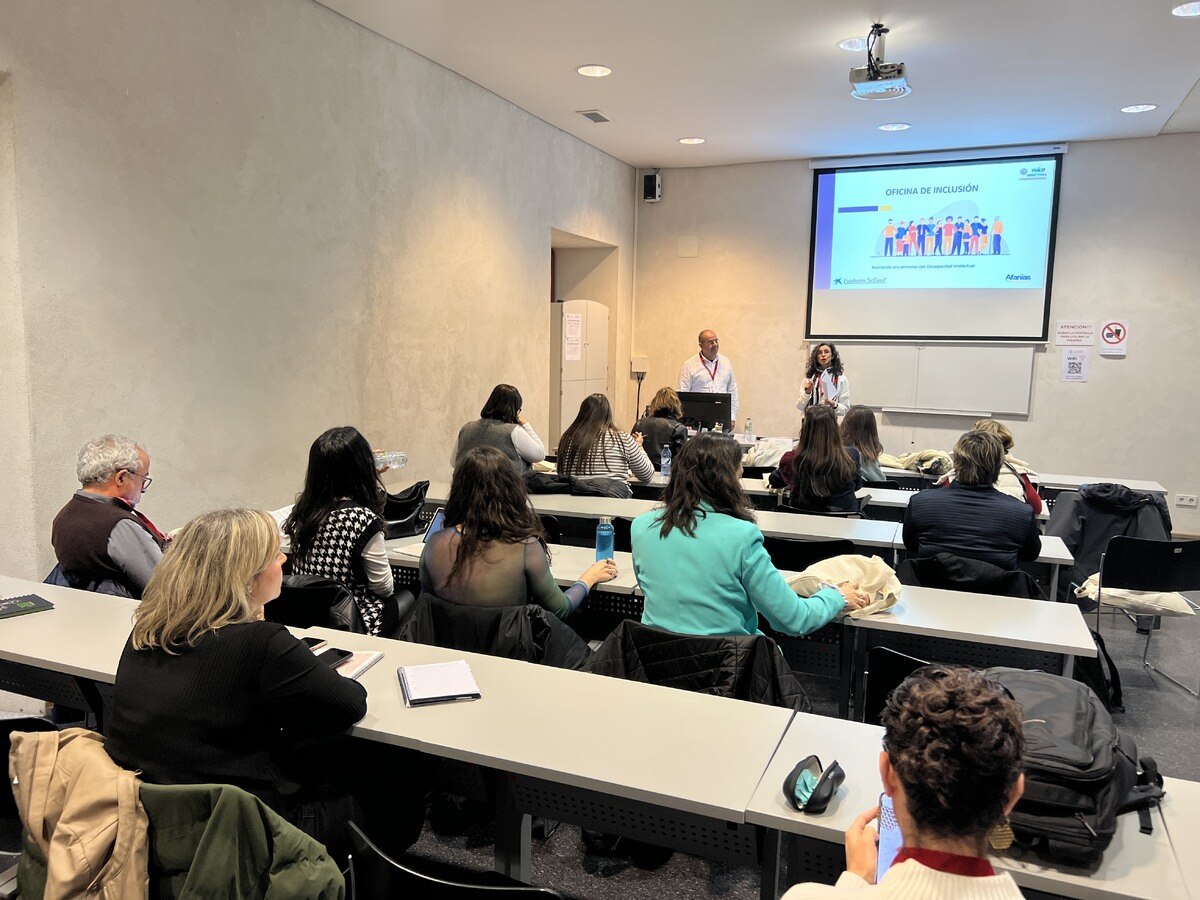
[
  {"xmin": 538, "ymin": 515, "xmax": 562, "ymax": 545},
  {"xmin": 863, "ymin": 479, "xmax": 900, "ymax": 490},
  {"xmin": 762, "ymin": 538, "xmax": 857, "ymax": 572},
  {"xmin": 266, "ymin": 574, "xmax": 357, "ymax": 629},
  {"xmin": 778, "ymin": 495, "xmax": 866, "ymax": 519},
  {"xmin": 862, "ymin": 646, "xmax": 929, "ymax": 725},
  {"xmin": 384, "ymin": 481, "xmax": 430, "ymax": 539},
  {"xmin": 612, "ymin": 517, "xmax": 633, "ymax": 553},
  {"xmin": 742, "ymin": 465, "xmax": 774, "ymax": 479},
  {"xmin": 348, "ymin": 822, "xmax": 564, "ymax": 898},
  {"xmin": 0, "ymin": 717, "xmax": 57, "ymax": 844},
  {"xmin": 1100, "ymin": 537, "xmax": 1200, "ymax": 593}
]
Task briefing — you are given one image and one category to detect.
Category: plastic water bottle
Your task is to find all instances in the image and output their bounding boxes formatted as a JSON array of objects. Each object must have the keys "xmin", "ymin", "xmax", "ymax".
[
  {"xmin": 373, "ymin": 450, "xmax": 408, "ymax": 471},
  {"xmin": 595, "ymin": 516, "xmax": 615, "ymax": 561},
  {"xmin": 743, "ymin": 418, "xmax": 753, "ymax": 440},
  {"xmin": 660, "ymin": 445, "xmax": 672, "ymax": 479}
]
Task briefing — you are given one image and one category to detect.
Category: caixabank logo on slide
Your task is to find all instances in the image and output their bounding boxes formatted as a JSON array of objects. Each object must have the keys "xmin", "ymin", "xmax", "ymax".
[{"xmin": 1019, "ymin": 166, "xmax": 1048, "ymax": 180}]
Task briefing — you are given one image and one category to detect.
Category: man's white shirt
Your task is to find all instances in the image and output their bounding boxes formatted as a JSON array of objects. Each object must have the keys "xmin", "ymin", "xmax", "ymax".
[{"xmin": 678, "ymin": 353, "xmax": 739, "ymax": 421}]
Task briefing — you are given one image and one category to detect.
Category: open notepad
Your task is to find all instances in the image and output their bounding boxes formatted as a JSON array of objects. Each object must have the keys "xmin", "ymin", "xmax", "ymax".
[{"xmin": 397, "ymin": 660, "xmax": 481, "ymax": 707}]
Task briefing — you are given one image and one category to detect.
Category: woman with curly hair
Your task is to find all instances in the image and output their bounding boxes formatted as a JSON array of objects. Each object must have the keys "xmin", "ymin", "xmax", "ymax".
[
  {"xmin": 797, "ymin": 343, "xmax": 851, "ymax": 416},
  {"xmin": 784, "ymin": 666, "xmax": 1026, "ymax": 898}
]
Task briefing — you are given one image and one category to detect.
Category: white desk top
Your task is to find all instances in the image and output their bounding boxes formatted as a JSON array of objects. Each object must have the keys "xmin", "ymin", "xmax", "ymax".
[
  {"xmin": 303, "ymin": 626, "xmax": 794, "ymax": 823},
  {"xmin": 386, "ymin": 538, "xmax": 642, "ymax": 595},
  {"xmin": 1159, "ymin": 776, "xmax": 1200, "ymax": 899},
  {"xmin": 0, "ymin": 575, "xmax": 134, "ymax": 683},
  {"xmin": 850, "ymin": 585, "xmax": 1097, "ymax": 658},
  {"xmin": 1037, "ymin": 534, "xmax": 1073, "ymax": 566},
  {"xmin": 747, "ymin": 713, "xmax": 1190, "ymax": 900},
  {"xmin": 1037, "ymin": 473, "xmax": 1167, "ymax": 495}
]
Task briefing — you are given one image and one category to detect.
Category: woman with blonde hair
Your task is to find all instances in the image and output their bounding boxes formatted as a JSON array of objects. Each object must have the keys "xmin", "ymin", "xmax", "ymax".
[
  {"xmin": 632, "ymin": 386, "xmax": 689, "ymax": 471},
  {"xmin": 841, "ymin": 405, "xmax": 886, "ymax": 484},
  {"xmin": 107, "ymin": 508, "xmax": 425, "ymax": 861}
]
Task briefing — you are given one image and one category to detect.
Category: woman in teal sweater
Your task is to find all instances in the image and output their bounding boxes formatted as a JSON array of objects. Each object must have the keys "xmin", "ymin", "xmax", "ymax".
[{"xmin": 631, "ymin": 434, "xmax": 868, "ymax": 636}]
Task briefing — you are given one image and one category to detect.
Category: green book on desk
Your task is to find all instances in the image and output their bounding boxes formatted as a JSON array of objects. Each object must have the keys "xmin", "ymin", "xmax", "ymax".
[{"xmin": 0, "ymin": 594, "xmax": 54, "ymax": 619}]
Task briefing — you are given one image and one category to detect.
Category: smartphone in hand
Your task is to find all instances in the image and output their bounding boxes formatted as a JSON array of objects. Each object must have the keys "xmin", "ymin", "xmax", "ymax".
[{"xmin": 876, "ymin": 793, "xmax": 903, "ymax": 882}]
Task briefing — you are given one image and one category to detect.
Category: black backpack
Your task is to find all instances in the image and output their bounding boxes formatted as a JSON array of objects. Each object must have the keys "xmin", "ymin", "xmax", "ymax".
[{"xmin": 985, "ymin": 667, "xmax": 1163, "ymax": 866}]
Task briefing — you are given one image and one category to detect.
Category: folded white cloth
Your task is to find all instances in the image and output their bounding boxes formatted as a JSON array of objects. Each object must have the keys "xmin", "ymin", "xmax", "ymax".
[
  {"xmin": 787, "ymin": 554, "xmax": 901, "ymax": 618},
  {"xmin": 1075, "ymin": 573, "xmax": 1195, "ymax": 617}
]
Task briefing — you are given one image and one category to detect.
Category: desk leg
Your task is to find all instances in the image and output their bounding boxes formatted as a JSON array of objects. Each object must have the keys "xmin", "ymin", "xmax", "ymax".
[
  {"xmin": 1064, "ymin": 653, "xmax": 1075, "ymax": 679},
  {"xmin": 1050, "ymin": 562, "xmax": 1060, "ymax": 601},
  {"xmin": 839, "ymin": 621, "xmax": 856, "ymax": 720},
  {"xmin": 760, "ymin": 828, "xmax": 781, "ymax": 900},
  {"xmin": 494, "ymin": 774, "xmax": 531, "ymax": 883}
]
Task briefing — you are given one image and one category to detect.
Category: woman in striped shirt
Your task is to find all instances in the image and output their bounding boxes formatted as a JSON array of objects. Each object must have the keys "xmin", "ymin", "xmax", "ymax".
[{"xmin": 558, "ymin": 393, "xmax": 654, "ymax": 484}]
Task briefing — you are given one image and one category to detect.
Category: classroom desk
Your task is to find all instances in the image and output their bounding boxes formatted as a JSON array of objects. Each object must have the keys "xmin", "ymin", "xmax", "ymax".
[
  {"xmin": 748, "ymin": 713, "xmax": 1190, "ymax": 900},
  {"xmin": 1037, "ymin": 473, "xmax": 1167, "ymax": 496},
  {"xmin": 300, "ymin": 625, "xmax": 795, "ymax": 882},
  {"xmin": 1159, "ymin": 776, "xmax": 1199, "ymax": 899}
]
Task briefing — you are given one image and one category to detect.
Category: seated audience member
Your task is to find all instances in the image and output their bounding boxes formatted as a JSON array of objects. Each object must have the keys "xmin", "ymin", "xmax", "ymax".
[
  {"xmin": 784, "ymin": 666, "xmax": 1025, "ymax": 898},
  {"xmin": 963, "ymin": 419, "xmax": 1040, "ymax": 511},
  {"xmin": 421, "ymin": 447, "xmax": 616, "ymax": 616},
  {"xmin": 285, "ymin": 426, "xmax": 399, "ymax": 636},
  {"xmin": 903, "ymin": 430, "xmax": 1041, "ymax": 570},
  {"xmin": 770, "ymin": 406, "xmax": 863, "ymax": 512},
  {"xmin": 558, "ymin": 392, "xmax": 654, "ymax": 483},
  {"xmin": 106, "ymin": 508, "xmax": 426, "ymax": 861},
  {"xmin": 632, "ymin": 386, "xmax": 689, "ymax": 470},
  {"xmin": 51, "ymin": 434, "xmax": 169, "ymax": 598},
  {"xmin": 632, "ymin": 433, "xmax": 868, "ymax": 637},
  {"xmin": 451, "ymin": 383, "xmax": 545, "ymax": 474},
  {"xmin": 841, "ymin": 405, "xmax": 886, "ymax": 484}
]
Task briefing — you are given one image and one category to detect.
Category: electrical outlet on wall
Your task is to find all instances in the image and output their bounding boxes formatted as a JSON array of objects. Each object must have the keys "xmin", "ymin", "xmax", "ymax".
[{"xmin": 1176, "ymin": 494, "xmax": 1198, "ymax": 508}]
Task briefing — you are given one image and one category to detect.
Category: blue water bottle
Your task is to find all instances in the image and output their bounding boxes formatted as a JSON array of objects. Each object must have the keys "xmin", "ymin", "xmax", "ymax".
[
  {"xmin": 595, "ymin": 516, "xmax": 615, "ymax": 561},
  {"xmin": 660, "ymin": 445, "xmax": 672, "ymax": 479}
]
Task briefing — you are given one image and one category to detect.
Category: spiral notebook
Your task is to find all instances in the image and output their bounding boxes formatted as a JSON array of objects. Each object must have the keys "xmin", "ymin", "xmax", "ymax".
[
  {"xmin": 397, "ymin": 660, "xmax": 481, "ymax": 707},
  {"xmin": 0, "ymin": 594, "xmax": 54, "ymax": 620}
]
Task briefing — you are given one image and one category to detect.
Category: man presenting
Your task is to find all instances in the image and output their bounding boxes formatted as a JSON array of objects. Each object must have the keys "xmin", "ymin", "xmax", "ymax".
[
  {"xmin": 678, "ymin": 329, "xmax": 739, "ymax": 430},
  {"xmin": 51, "ymin": 434, "xmax": 170, "ymax": 598}
]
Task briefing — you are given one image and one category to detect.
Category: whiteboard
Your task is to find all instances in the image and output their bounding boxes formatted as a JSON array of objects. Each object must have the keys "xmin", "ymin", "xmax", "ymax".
[{"xmin": 838, "ymin": 343, "xmax": 1033, "ymax": 415}]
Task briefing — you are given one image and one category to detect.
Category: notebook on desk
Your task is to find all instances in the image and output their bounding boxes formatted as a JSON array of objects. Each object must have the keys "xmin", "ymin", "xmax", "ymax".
[
  {"xmin": 0, "ymin": 594, "xmax": 54, "ymax": 620},
  {"xmin": 397, "ymin": 660, "xmax": 481, "ymax": 707}
]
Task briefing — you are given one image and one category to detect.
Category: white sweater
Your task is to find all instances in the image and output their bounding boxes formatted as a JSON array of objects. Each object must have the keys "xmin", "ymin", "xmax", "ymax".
[{"xmin": 782, "ymin": 860, "xmax": 1024, "ymax": 899}]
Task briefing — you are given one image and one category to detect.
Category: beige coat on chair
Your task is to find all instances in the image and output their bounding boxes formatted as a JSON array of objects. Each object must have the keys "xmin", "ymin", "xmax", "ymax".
[{"xmin": 10, "ymin": 727, "xmax": 149, "ymax": 899}]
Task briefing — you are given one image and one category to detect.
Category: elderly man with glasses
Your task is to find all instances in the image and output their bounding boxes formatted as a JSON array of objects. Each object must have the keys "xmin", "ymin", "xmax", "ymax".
[{"xmin": 50, "ymin": 434, "xmax": 170, "ymax": 598}]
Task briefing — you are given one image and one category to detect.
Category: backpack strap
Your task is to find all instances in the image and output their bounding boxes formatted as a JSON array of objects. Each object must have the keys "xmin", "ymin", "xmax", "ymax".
[
  {"xmin": 1090, "ymin": 629, "xmax": 1125, "ymax": 712},
  {"xmin": 1119, "ymin": 757, "xmax": 1165, "ymax": 834}
]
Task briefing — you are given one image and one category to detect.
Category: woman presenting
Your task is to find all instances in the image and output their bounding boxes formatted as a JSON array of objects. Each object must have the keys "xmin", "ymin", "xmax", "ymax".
[{"xmin": 797, "ymin": 343, "xmax": 850, "ymax": 416}]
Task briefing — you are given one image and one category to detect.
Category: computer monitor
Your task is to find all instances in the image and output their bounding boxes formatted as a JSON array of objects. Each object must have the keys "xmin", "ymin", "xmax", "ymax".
[{"xmin": 678, "ymin": 391, "xmax": 732, "ymax": 431}]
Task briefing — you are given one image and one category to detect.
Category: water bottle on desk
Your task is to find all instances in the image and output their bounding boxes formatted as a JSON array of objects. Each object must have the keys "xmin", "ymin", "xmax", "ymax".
[
  {"xmin": 595, "ymin": 516, "xmax": 615, "ymax": 561},
  {"xmin": 373, "ymin": 450, "xmax": 408, "ymax": 471},
  {"xmin": 660, "ymin": 445, "xmax": 672, "ymax": 479},
  {"xmin": 743, "ymin": 418, "xmax": 753, "ymax": 441}
]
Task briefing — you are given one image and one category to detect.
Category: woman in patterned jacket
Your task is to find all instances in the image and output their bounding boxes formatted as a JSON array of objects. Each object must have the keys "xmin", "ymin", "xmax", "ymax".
[{"xmin": 285, "ymin": 426, "xmax": 399, "ymax": 636}]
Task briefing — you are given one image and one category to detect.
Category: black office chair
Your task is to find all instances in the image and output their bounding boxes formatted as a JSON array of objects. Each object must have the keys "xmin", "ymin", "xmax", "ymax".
[
  {"xmin": 0, "ymin": 717, "xmax": 57, "ymax": 853},
  {"xmin": 862, "ymin": 480, "xmax": 900, "ymax": 490},
  {"xmin": 538, "ymin": 515, "xmax": 562, "ymax": 545},
  {"xmin": 777, "ymin": 494, "xmax": 869, "ymax": 519},
  {"xmin": 742, "ymin": 465, "xmax": 774, "ymax": 479},
  {"xmin": 265, "ymin": 574, "xmax": 419, "ymax": 635},
  {"xmin": 384, "ymin": 481, "xmax": 430, "ymax": 540},
  {"xmin": 1095, "ymin": 536, "xmax": 1200, "ymax": 698},
  {"xmin": 348, "ymin": 822, "xmax": 564, "ymax": 899},
  {"xmin": 860, "ymin": 647, "xmax": 928, "ymax": 725},
  {"xmin": 762, "ymin": 538, "xmax": 857, "ymax": 573}
]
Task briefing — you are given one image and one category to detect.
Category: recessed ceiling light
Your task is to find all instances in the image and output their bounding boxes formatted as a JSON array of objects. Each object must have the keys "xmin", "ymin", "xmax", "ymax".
[
  {"xmin": 678, "ymin": 137, "xmax": 706, "ymax": 145},
  {"xmin": 1172, "ymin": 2, "xmax": 1200, "ymax": 16},
  {"xmin": 878, "ymin": 122, "xmax": 911, "ymax": 131},
  {"xmin": 1120, "ymin": 104, "xmax": 1158, "ymax": 113},
  {"xmin": 837, "ymin": 36, "xmax": 868, "ymax": 52},
  {"xmin": 576, "ymin": 65, "xmax": 612, "ymax": 78}
]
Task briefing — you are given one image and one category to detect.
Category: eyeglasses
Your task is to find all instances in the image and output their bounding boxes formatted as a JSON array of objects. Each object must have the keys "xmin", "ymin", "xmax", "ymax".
[{"xmin": 122, "ymin": 469, "xmax": 153, "ymax": 491}]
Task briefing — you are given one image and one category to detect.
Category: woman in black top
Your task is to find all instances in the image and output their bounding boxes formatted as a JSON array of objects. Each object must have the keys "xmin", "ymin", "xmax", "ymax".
[
  {"xmin": 106, "ymin": 508, "xmax": 425, "ymax": 861},
  {"xmin": 632, "ymin": 386, "xmax": 689, "ymax": 471},
  {"xmin": 770, "ymin": 406, "xmax": 862, "ymax": 512}
]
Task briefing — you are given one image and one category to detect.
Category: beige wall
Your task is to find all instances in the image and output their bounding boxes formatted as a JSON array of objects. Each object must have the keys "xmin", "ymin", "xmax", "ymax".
[
  {"xmin": 633, "ymin": 136, "xmax": 1200, "ymax": 533},
  {"xmin": 0, "ymin": 0, "xmax": 634, "ymax": 579}
]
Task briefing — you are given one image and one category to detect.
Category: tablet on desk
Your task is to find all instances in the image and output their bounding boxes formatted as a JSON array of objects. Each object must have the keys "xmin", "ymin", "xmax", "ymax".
[{"xmin": 423, "ymin": 507, "xmax": 446, "ymax": 542}]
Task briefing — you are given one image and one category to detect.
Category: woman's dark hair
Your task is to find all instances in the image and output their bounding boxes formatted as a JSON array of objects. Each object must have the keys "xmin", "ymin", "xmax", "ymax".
[
  {"xmin": 657, "ymin": 433, "xmax": 755, "ymax": 538},
  {"xmin": 882, "ymin": 666, "xmax": 1025, "ymax": 839},
  {"xmin": 805, "ymin": 343, "xmax": 844, "ymax": 379},
  {"xmin": 558, "ymin": 393, "xmax": 617, "ymax": 477},
  {"xmin": 841, "ymin": 405, "xmax": 883, "ymax": 463},
  {"xmin": 792, "ymin": 406, "xmax": 857, "ymax": 499},
  {"xmin": 480, "ymin": 384, "xmax": 522, "ymax": 425},
  {"xmin": 444, "ymin": 447, "xmax": 546, "ymax": 583},
  {"xmin": 285, "ymin": 426, "xmax": 384, "ymax": 559}
]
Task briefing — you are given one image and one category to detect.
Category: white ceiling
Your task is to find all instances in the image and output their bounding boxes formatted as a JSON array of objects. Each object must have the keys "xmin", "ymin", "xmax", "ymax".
[{"xmin": 317, "ymin": 0, "xmax": 1200, "ymax": 168}]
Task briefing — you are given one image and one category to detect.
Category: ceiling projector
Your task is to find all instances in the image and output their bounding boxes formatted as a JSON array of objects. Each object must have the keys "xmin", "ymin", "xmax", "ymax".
[{"xmin": 849, "ymin": 24, "xmax": 911, "ymax": 100}]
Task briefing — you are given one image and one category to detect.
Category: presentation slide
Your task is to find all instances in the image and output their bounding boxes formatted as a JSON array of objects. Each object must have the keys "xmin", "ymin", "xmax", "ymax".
[{"xmin": 807, "ymin": 155, "xmax": 1061, "ymax": 341}]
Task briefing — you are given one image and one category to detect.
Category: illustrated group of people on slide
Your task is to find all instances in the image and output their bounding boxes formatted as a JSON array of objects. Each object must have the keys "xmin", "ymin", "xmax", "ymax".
[{"xmin": 880, "ymin": 215, "xmax": 1004, "ymax": 257}]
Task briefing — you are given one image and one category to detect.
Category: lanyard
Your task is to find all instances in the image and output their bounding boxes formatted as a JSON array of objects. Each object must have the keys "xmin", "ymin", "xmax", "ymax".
[{"xmin": 700, "ymin": 354, "xmax": 718, "ymax": 381}]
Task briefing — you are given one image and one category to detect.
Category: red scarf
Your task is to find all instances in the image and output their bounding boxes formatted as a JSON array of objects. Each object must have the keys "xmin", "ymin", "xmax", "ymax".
[
  {"xmin": 115, "ymin": 497, "xmax": 172, "ymax": 545},
  {"xmin": 892, "ymin": 847, "xmax": 996, "ymax": 877}
]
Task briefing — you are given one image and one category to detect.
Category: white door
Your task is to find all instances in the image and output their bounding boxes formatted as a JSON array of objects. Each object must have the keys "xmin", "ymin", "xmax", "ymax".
[{"xmin": 559, "ymin": 299, "xmax": 609, "ymax": 430}]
